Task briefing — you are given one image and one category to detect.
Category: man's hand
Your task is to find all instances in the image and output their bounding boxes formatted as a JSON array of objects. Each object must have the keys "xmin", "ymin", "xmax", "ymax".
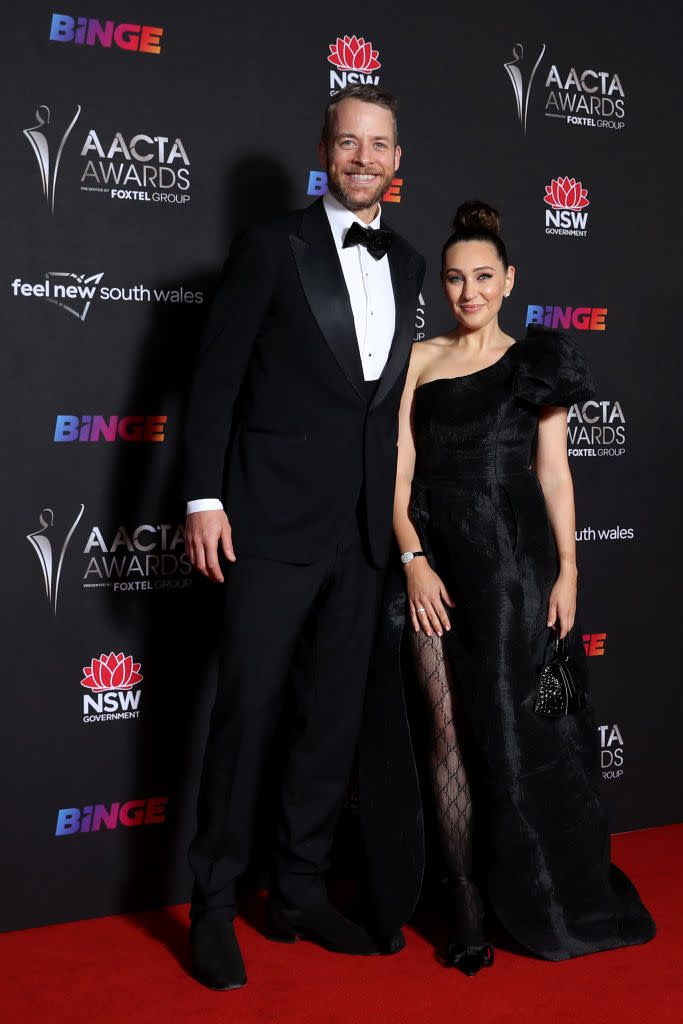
[{"xmin": 185, "ymin": 510, "xmax": 235, "ymax": 582}]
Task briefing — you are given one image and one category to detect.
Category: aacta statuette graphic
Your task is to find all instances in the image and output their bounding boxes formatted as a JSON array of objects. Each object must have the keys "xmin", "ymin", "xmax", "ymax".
[
  {"xmin": 27, "ymin": 505, "xmax": 85, "ymax": 613},
  {"xmin": 23, "ymin": 104, "xmax": 81, "ymax": 213},
  {"xmin": 504, "ymin": 43, "xmax": 546, "ymax": 134}
]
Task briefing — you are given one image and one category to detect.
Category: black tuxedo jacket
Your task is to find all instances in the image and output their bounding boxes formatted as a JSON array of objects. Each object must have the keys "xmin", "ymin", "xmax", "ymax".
[{"xmin": 184, "ymin": 198, "xmax": 425, "ymax": 567}]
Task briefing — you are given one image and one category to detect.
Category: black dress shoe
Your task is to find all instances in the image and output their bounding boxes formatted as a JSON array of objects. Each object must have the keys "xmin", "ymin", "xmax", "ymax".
[
  {"xmin": 379, "ymin": 929, "xmax": 407, "ymax": 954},
  {"xmin": 190, "ymin": 920, "xmax": 247, "ymax": 990},
  {"xmin": 445, "ymin": 942, "xmax": 494, "ymax": 977},
  {"xmin": 266, "ymin": 900, "xmax": 379, "ymax": 955}
]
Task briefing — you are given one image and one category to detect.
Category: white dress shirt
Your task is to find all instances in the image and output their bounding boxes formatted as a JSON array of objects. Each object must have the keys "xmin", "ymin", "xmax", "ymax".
[{"xmin": 187, "ymin": 190, "xmax": 396, "ymax": 515}]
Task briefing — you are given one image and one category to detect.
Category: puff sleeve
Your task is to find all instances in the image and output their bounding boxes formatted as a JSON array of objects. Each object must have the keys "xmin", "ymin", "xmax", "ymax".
[{"xmin": 513, "ymin": 326, "xmax": 595, "ymax": 407}]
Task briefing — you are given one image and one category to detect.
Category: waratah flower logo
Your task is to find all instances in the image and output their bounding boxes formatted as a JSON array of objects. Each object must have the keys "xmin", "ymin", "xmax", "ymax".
[
  {"xmin": 544, "ymin": 177, "xmax": 590, "ymax": 211},
  {"xmin": 328, "ymin": 35, "xmax": 381, "ymax": 72},
  {"xmin": 81, "ymin": 652, "xmax": 143, "ymax": 692}
]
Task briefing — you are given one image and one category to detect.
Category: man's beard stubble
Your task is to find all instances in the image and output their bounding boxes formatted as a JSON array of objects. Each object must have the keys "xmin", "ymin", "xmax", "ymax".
[{"xmin": 326, "ymin": 166, "xmax": 395, "ymax": 213}]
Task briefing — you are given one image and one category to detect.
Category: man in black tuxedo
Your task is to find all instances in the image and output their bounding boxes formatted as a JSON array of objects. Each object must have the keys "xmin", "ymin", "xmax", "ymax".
[{"xmin": 183, "ymin": 84, "xmax": 425, "ymax": 990}]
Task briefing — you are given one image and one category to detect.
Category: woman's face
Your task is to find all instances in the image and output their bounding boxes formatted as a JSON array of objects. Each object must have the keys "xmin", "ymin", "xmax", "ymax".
[{"xmin": 442, "ymin": 239, "xmax": 514, "ymax": 329}]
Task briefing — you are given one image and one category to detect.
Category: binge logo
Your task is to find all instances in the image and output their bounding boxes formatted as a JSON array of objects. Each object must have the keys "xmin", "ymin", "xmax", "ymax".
[
  {"xmin": 526, "ymin": 305, "xmax": 607, "ymax": 331},
  {"xmin": 328, "ymin": 35, "xmax": 381, "ymax": 94},
  {"xmin": 55, "ymin": 796, "xmax": 167, "ymax": 835},
  {"xmin": 82, "ymin": 651, "xmax": 143, "ymax": 723},
  {"xmin": 599, "ymin": 723, "xmax": 624, "ymax": 780},
  {"xmin": 544, "ymin": 176, "xmax": 589, "ymax": 236},
  {"xmin": 307, "ymin": 170, "xmax": 403, "ymax": 203},
  {"xmin": 54, "ymin": 415, "xmax": 167, "ymax": 442},
  {"xmin": 49, "ymin": 14, "xmax": 163, "ymax": 54},
  {"xmin": 583, "ymin": 633, "xmax": 606, "ymax": 657}
]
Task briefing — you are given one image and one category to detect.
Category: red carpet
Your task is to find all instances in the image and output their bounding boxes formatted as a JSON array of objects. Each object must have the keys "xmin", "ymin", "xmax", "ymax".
[{"xmin": 3, "ymin": 825, "xmax": 680, "ymax": 1023}]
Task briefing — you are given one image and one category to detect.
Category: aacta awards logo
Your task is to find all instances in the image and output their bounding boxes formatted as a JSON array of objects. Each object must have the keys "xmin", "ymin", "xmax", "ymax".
[
  {"xmin": 80, "ymin": 128, "xmax": 190, "ymax": 203},
  {"xmin": 544, "ymin": 176, "xmax": 589, "ymax": 237},
  {"xmin": 567, "ymin": 399, "xmax": 626, "ymax": 458},
  {"xmin": 414, "ymin": 292, "xmax": 426, "ymax": 341},
  {"xmin": 327, "ymin": 34, "xmax": 381, "ymax": 94},
  {"xmin": 82, "ymin": 651, "xmax": 143, "ymax": 723},
  {"xmin": 504, "ymin": 43, "xmax": 546, "ymax": 135},
  {"xmin": 504, "ymin": 42, "xmax": 626, "ymax": 133},
  {"xmin": 23, "ymin": 103, "xmax": 191, "ymax": 210},
  {"xmin": 599, "ymin": 723, "xmax": 624, "ymax": 781},
  {"xmin": 82, "ymin": 521, "xmax": 192, "ymax": 592},
  {"xmin": 26, "ymin": 506, "xmax": 191, "ymax": 608},
  {"xmin": 27, "ymin": 505, "xmax": 85, "ymax": 613},
  {"xmin": 23, "ymin": 104, "xmax": 81, "ymax": 214}
]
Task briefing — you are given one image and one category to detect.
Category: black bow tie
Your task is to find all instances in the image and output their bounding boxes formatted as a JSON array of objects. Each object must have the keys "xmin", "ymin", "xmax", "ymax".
[{"xmin": 342, "ymin": 221, "xmax": 394, "ymax": 260}]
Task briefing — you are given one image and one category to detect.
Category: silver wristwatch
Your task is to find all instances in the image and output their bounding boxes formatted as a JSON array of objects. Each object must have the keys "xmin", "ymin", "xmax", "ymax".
[{"xmin": 400, "ymin": 550, "xmax": 426, "ymax": 564}]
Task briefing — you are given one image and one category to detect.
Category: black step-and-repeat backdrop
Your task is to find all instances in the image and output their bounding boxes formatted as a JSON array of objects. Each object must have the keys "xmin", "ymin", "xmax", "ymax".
[{"xmin": 2, "ymin": 3, "xmax": 681, "ymax": 932}]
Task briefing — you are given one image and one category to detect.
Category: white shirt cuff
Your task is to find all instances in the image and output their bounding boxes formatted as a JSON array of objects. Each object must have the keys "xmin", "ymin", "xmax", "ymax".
[{"xmin": 186, "ymin": 498, "xmax": 224, "ymax": 514}]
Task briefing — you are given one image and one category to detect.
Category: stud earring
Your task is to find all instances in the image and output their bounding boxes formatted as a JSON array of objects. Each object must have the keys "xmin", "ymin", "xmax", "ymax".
[{"xmin": 504, "ymin": 292, "xmax": 510, "ymax": 298}]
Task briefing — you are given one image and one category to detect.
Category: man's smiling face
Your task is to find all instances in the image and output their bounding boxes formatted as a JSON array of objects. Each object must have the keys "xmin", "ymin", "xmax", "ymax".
[{"xmin": 318, "ymin": 98, "xmax": 401, "ymax": 223}]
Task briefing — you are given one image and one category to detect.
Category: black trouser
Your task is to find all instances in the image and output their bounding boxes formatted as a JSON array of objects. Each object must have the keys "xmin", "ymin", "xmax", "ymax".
[{"xmin": 189, "ymin": 517, "xmax": 382, "ymax": 921}]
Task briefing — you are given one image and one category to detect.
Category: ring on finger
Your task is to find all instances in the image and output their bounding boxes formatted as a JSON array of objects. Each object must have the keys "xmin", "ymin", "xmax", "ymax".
[{"xmin": 416, "ymin": 607, "xmax": 426, "ymax": 613}]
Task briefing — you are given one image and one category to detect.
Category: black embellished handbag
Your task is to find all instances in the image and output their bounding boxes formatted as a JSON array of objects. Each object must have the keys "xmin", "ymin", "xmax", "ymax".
[{"xmin": 534, "ymin": 633, "xmax": 586, "ymax": 718}]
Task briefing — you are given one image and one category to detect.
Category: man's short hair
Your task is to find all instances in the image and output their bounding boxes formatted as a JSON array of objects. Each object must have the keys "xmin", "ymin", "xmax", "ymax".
[{"xmin": 321, "ymin": 85, "xmax": 399, "ymax": 147}]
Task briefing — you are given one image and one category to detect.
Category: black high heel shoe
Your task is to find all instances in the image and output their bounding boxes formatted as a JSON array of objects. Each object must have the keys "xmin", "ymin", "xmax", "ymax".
[
  {"xmin": 443, "ymin": 875, "xmax": 494, "ymax": 976},
  {"xmin": 445, "ymin": 941, "xmax": 494, "ymax": 976}
]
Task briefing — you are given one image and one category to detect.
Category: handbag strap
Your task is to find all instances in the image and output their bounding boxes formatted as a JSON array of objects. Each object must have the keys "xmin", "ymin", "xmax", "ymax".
[{"xmin": 555, "ymin": 633, "xmax": 570, "ymax": 660}]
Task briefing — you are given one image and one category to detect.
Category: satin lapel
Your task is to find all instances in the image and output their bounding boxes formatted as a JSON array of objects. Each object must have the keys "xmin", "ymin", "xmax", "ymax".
[
  {"xmin": 289, "ymin": 200, "xmax": 365, "ymax": 399},
  {"xmin": 371, "ymin": 236, "xmax": 417, "ymax": 409}
]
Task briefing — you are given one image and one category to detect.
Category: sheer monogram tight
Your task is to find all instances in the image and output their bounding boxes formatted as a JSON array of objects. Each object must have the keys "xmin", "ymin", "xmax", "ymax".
[{"xmin": 410, "ymin": 630, "xmax": 485, "ymax": 947}]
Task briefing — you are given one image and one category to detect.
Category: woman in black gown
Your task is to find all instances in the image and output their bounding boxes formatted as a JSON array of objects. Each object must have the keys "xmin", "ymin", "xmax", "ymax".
[{"xmin": 361, "ymin": 201, "xmax": 655, "ymax": 974}]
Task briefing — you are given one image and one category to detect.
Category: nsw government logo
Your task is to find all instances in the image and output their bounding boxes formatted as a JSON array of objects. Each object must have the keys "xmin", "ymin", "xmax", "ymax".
[
  {"xmin": 544, "ymin": 177, "xmax": 589, "ymax": 237},
  {"xmin": 328, "ymin": 34, "xmax": 381, "ymax": 94},
  {"xmin": 82, "ymin": 651, "xmax": 143, "ymax": 723}
]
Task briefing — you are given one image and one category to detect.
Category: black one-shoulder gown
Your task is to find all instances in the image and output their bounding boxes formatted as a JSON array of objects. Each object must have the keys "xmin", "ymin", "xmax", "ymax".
[{"xmin": 359, "ymin": 327, "xmax": 655, "ymax": 960}]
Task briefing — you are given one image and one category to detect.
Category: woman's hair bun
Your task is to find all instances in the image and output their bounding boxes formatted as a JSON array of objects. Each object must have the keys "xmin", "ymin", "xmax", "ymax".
[{"xmin": 452, "ymin": 200, "xmax": 501, "ymax": 237}]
